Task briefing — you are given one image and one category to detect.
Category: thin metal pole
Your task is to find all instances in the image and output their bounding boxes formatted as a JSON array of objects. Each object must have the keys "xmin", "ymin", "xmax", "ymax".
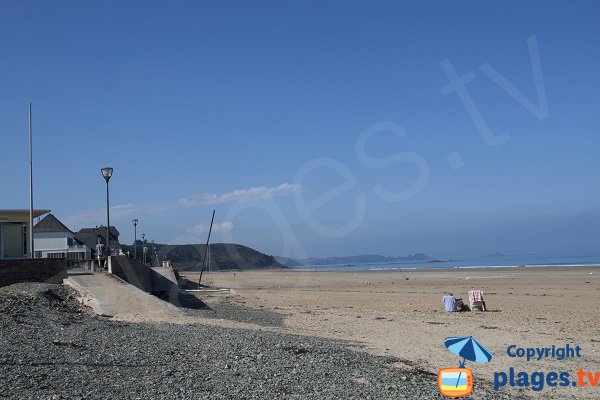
[
  {"xmin": 106, "ymin": 181, "xmax": 110, "ymax": 258},
  {"xmin": 28, "ymin": 103, "xmax": 34, "ymax": 259},
  {"xmin": 198, "ymin": 209, "xmax": 216, "ymax": 286},
  {"xmin": 134, "ymin": 224, "xmax": 137, "ymax": 260}
]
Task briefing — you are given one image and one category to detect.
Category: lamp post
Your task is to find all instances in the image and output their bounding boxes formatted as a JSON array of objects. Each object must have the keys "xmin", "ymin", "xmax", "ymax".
[
  {"xmin": 101, "ymin": 167, "xmax": 113, "ymax": 260},
  {"xmin": 151, "ymin": 240, "xmax": 157, "ymax": 267},
  {"xmin": 132, "ymin": 219, "xmax": 138, "ymax": 260},
  {"xmin": 141, "ymin": 233, "xmax": 146, "ymax": 264}
]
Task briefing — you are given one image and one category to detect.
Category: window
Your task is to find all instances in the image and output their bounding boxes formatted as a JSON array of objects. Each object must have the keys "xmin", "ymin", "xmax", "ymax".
[
  {"xmin": 48, "ymin": 252, "xmax": 65, "ymax": 259},
  {"xmin": 23, "ymin": 224, "xmax": 27, "ymax": 257},
  {"xmin": 3, "ymin": 224, "xmax": 24, "ymax": 258},
  {"xmin": 67, "ymin": 252, "xmax": 85, "ymax": 260}
]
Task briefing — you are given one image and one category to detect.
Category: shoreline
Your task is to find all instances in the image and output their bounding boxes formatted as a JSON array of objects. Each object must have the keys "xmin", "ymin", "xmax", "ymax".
[{"xmin": 288, "ymin": 264, "xmax": 600, "ymax": 272}]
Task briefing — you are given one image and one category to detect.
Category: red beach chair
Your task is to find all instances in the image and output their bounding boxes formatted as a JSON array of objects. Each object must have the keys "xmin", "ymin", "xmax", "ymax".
[{"xmin": 468, "ymin": 290, "xmax": 486, "ymax": 311}]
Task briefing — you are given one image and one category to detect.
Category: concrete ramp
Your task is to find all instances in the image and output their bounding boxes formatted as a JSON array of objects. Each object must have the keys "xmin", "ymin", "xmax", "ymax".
[
  {"xmin": 64, "ymin": 270, "xmax": 185, "ymax": 322},
  {"xmin": 108, "ymin": 256, "xmax": 180, "ymax": 302}
]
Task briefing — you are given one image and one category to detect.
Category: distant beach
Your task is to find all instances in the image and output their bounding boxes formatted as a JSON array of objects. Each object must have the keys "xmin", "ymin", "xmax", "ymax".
[{"xmin": 290, "ymin": 253, "xmax": 600, "ymax": 271}]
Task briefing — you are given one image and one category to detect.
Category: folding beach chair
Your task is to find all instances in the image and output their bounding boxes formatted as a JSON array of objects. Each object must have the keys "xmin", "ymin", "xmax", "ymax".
[{"xmin": 468, "ymin": 290, "xmax": 486, "ymax": 311}]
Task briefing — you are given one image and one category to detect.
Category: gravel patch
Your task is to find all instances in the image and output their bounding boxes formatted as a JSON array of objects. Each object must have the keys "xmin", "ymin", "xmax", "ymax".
[
  {"xmin": 184, "ymin": 302, "xmax": 286, "ymax": 327},
  {"xmin": 163, "ymin": 291, "xmax": 286, "ymax": 327},
  {"xmin": 0, "ymin": 283, "xmax": 517, "ymax": 399}
]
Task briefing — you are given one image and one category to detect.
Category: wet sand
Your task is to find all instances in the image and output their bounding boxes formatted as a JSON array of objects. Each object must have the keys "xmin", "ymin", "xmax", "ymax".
[{"xmin": 184, "ymin": 266, "xmax": 600, "ymax": 399}]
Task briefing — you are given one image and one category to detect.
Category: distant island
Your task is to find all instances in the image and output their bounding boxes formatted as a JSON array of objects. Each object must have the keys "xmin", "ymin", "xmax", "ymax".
[
  {"xmin": 121, "ymin": 242, "xmax": 286, "ymax": 271},
  {"xmin": 275, "ymin": 253, "xmax": 435, "ymax": 267}
]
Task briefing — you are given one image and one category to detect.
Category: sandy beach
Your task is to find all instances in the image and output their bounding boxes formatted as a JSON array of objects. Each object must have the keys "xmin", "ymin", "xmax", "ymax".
[{"xmin": 183, "ymin": 266, "xmax": 600, "ymax": 399}]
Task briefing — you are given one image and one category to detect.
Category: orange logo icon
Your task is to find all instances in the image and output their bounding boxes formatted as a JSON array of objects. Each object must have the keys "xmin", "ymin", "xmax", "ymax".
[{"xmin": 438, "ymin": 367, "xmax": 473, "ymax": 397}]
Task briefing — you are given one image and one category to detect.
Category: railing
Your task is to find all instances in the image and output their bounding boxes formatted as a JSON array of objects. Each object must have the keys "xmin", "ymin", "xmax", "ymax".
[
  {"xmin": 67, "ymin": 245, "xmax": 88, "ymax": 252},
  {"xmin": 34, "ymin": 245, "xmax": 89, "ymax": 252}
]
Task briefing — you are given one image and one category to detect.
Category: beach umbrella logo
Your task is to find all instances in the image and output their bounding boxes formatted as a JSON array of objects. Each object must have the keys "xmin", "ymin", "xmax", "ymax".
[
  {"xmin": 444, "ymin": 336, "xmax": 493, "ymax": 366},
  {"xmin": 438, "ymin": 336, "xmax": 493, "ymax": 398}
]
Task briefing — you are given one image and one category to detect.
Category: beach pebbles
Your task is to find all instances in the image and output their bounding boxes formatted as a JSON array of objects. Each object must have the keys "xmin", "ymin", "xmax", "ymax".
[{"xmin": 0, "ymin": 283, "xmax": 514, "ymax": 399}]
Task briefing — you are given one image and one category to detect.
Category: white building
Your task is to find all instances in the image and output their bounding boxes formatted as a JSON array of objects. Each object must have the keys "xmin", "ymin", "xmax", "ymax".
[{"xmin": 33, "ymin": 214, "xmax": 91, "ymax": 260}]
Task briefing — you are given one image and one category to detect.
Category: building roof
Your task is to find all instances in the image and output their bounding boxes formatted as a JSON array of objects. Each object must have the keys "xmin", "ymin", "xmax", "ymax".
[
  {"xmin": 33, "ymin": 214, "xmax": 73, "ymax": 234},
  {"xmin": 0, "ymin": 210, "xmax": 50, "ymax": 222},
  {"xmin": 78, "ymin": 225, "xmax": 120, "ymax": 238},
  {"xmin": 73, "ymin": 231, "xmax": 98, "ymax": 250},
  {"xmin": 74, "ymin": 226, "xmax": 121, "ymax": 254}
]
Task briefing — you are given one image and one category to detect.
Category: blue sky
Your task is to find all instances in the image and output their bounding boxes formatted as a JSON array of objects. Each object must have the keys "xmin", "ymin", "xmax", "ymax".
[{"xmin": 1, "ymin": 1, "xmax": 599, "ymax": 259}]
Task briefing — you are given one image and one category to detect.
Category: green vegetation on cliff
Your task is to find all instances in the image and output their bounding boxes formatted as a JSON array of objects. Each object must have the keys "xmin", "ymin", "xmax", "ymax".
[{"xmin": 121, "ymin": 242, "xmax": 286, "ymax": 271}]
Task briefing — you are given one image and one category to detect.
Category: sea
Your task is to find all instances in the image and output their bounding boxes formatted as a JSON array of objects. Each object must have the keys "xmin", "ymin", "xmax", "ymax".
[{"xmin": 293, "ymin": 253, "xmax": 600, "ymax": 271}]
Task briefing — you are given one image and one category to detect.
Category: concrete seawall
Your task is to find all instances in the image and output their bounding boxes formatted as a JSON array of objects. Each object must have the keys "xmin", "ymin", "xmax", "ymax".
[
  {"xmin": 64, "ymin": 270, "xmax": 184, "ymax": 321},
  {"xmin": 0, "ymin": 259, "xmax": 69, "ymax": 287},
  {"xmin": 108, "ymin": 256, "xmax": 182, "ymax": 302}
]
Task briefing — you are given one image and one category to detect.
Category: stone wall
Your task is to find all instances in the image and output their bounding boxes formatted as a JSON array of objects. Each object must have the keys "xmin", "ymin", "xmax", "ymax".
[{"xmin": 0, "ymin": 258, "xmax": 69, "ymax": 287}]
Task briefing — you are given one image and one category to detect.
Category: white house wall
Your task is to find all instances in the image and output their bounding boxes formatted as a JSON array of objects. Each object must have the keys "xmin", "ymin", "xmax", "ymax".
[
  {"xmin": 33, "ymin": 232, "xmax": 91, "ymax": 259},
  {"xmin": 34, "ymin": 232, "xmax": 71, "ymax": 251}
]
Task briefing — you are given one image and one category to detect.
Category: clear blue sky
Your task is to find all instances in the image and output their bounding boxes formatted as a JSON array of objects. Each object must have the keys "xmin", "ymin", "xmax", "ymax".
[{"xmin": 2, "ymin": 1, "xmax": 599, "ymax": 259}]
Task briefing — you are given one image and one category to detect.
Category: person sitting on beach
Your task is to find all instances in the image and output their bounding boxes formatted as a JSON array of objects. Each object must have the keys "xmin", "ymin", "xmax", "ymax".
[
  {"xmin": 442, "ymin": 293, "xmax": 457, "ymax": 312},
  {"xmin": 454, "ymin": 297, "xmax": 470, "ymax": 312}
]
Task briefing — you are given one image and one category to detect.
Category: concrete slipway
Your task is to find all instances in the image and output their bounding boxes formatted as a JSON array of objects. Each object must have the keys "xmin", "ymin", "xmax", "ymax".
[{"xmin": 64, "ymin": 270, "xmax": 185, "ymax": 322}]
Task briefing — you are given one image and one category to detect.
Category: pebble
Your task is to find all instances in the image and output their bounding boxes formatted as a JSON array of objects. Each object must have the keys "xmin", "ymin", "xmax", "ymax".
[{"xmin": 0, "ymin": 282, "xmax": 515, "ymax": 399}]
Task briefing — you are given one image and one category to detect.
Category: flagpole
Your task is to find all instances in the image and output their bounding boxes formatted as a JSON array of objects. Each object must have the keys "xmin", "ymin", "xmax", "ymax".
[
  {"xmin": 29, "ymin": 102, "xmax": 34, "ymax": 258},
  {"xmin": 198, "ymin": 209, "xmax": 216, "ymax": 287}
]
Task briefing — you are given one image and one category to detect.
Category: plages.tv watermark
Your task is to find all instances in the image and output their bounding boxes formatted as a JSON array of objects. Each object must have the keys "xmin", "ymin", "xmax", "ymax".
[
  {"xmin": 439, "ymin": 340, "xmax": 598, "ymax": 398},
  {"xmin": 494, "ymin": 344, "xmax": 599, "ymax": 392}
]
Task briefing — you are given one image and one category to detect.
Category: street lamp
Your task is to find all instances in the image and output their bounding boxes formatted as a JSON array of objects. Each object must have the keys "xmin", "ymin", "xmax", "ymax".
[
  {"xmin": 151, "ymin": 240, "xmax": 156, "ymax": 267},
  {"xmin": 101, "ymin": 167, "xmax": 113, "ymax": 259},
  {"xmin": 132, "ymin": 218, "xmax": 138, "ymax": 260},
  {"xmin": 141, "ymin": 233, "xmax": 146, "ymax": 264}
]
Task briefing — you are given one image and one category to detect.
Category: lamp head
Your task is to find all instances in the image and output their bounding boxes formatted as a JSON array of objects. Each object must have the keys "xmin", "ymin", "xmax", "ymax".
[
  {"xmin": 132, "ymin": 218, "xmax": 138, "ymax": 226},
  {"xmin": 101, "ymin": 167, "xmax": 113, "ymax": 183}
]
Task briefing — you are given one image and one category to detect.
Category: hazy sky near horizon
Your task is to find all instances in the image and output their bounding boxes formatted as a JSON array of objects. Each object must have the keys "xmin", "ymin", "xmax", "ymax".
[{"xmin": 2, "ymin": 1, "xmax": 599, "ymax": 259}]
